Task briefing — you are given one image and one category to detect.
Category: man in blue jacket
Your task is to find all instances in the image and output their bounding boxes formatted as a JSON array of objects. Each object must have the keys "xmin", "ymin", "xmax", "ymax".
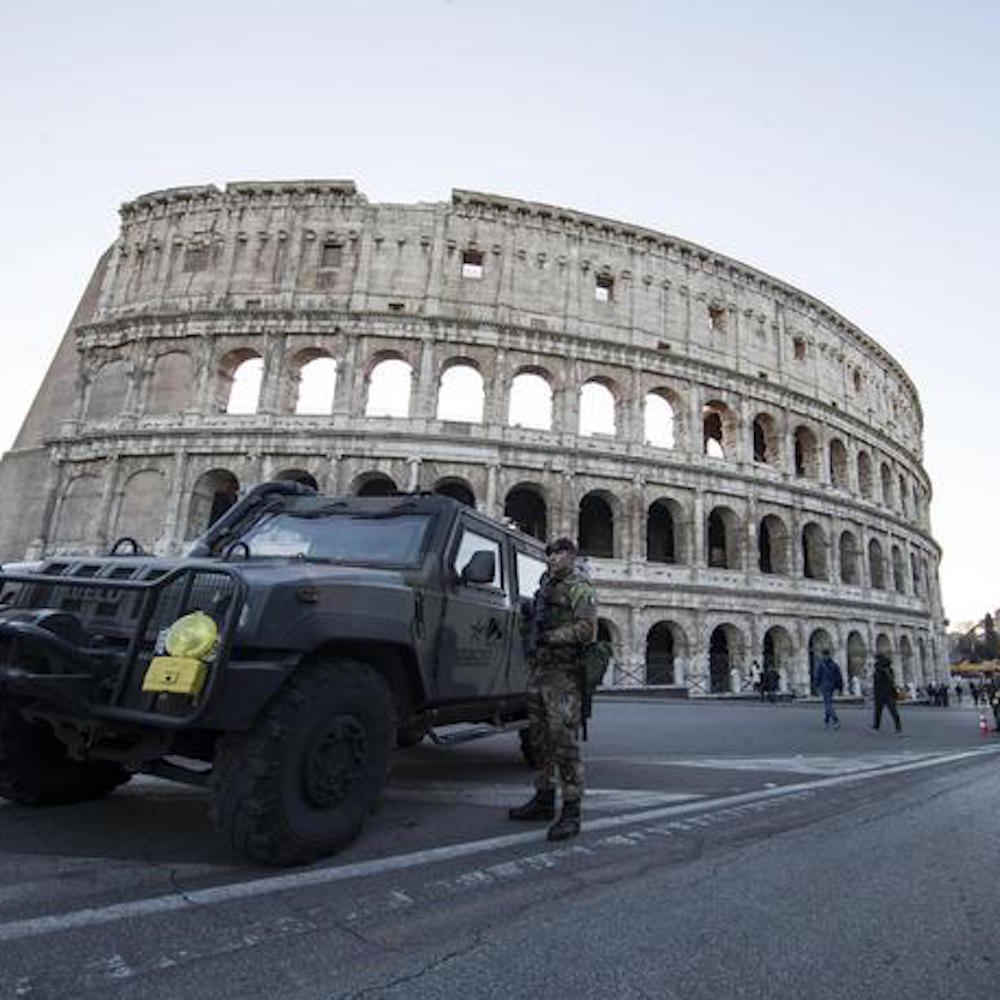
[{"xmin": 814, "ymin": 650, "xmax": 844, "ymax": 729}]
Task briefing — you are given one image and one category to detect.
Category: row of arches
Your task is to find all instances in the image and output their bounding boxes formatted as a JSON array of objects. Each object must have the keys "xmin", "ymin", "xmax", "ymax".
[{"xmin": 83, "ymin": 346, "xmax": 927, "ymax": 525}]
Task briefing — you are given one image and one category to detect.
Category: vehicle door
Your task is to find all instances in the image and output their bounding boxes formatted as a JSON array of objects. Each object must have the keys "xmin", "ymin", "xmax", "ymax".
[
  {"xmin": 506, "ymin": 546, "xmax": 547, "ymax": 693},
  {"xmin": 436, "ymin": 519, "xmax": 513, "ymax": 700}
]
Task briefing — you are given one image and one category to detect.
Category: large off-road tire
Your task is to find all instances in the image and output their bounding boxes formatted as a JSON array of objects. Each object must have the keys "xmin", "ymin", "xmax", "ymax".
[
  {"xmin": 395, "ymin": 718, "xmax": 428, "ymax": 748},
  {"xmin": 0, "ymin": 701, "xmax": 131, "ymax": 806},
  {"xmin": 519, "ymin": 725, "xmax": 543, "ymax": 770},
  {"xmin": 210, "ymin": 660, "xmax": 394, "ymax": 866}
]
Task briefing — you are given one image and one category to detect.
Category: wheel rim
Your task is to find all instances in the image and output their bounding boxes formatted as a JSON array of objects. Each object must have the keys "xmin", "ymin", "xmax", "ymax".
[{"xmin": 302, "ymin": 715, "xmax": 369, "ymax": 808}]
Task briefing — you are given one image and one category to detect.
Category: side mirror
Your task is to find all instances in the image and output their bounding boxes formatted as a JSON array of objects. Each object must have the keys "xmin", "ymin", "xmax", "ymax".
[{"xmin": 460, "ymin": 550, "xmax": 496, "ymax": 585}]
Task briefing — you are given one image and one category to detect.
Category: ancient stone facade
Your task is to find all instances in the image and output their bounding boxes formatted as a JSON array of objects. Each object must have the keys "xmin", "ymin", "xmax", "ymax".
[{"xmin": 0, "ymin": 180, "xmax": 946, "ymax": 694}]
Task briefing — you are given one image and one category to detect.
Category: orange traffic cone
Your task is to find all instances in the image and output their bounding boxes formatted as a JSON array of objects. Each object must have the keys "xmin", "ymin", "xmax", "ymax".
[{"xmin": 979, "ymin": 712, "xmax": 989, "ymax": 736}]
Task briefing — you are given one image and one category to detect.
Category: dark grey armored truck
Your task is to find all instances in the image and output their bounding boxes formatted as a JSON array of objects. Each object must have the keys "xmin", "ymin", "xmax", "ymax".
[{"xmin": 0, "ymin": 482, "xmax": 548, "ymax": 865}]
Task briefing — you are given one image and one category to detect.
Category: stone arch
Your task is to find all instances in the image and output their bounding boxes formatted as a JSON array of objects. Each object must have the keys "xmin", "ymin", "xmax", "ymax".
[
  {"xmin": 762, "ymin": 625, "xmax": 795, "ymax": 680},
  {"xmin": 858, "ymin": 450, "xmax": 874, "ymax": 499},
  {"xmin": 847, "ymin": 630, "xmax": 867, "ymax": 682},
  {"xmin": 292, "ymin": 350, "xmax": 337, "ymax": 415},
  {"xmin": 644, "ymin": 388, "xmax": 679, "ymax": 449},
  {"xmin": 87, "ymin": 359, "xmax": 130, "ymax": 421},
  {"xmin": 352, "ymin": 472, "xmax": 397, "ymax": 497},
  {"xmin": 839, "ymin": 530, "xmax": 860, "ymax": 584},
  {"xmin": 147, "ymin": 351, "xmax": 195, "ymax": 415},
  {"xmin": 753, "ymin": 412, "xmax": 780, "ymax": 466},
  {"xmin": 911, "ymin": 552, "xmax": 921, "ymax": 596},
  {"xmin": 578, "ymin": 490, "xmax": 616, "ymax": 558},
  {"xmin": 597, "ymin": 617, "xmax": 625, "ymax": 685},
  {"xmin": 219, "ymin": 349, "xmax": 263, "ymax": 415},
  {"xmin": 880, "ymin": 462, "xmax": 894, "ymax": 507},
  {"xmin": 708, "ymin": 623, "xmax": 745, "ymax": 693},
  {"xmin": 508, "ymin": 369, "xmax": 553, "ymax": 430},
  {"xmin": 869, "ymin": 538, "xmax": 886, "ymax": 590},
  {"xmin": 273, "ymin": 468, "xmax": 319, "ymax": 491},
  {"xmin": 186, "ymin": 469, "xmax": 239, "ymax": 538},
  {"xmin": 579, "ymin": 378, "xmax": 617, "ymax": 437},
  {"xmin": 794, "ymin": 424, "xmax": 820, "ymax": 478},
  {"xmin": 900, "ymin": 635, "xmax": 915, "ymax": 685},
  {"xmin": 891, "ymin": 545, "xmax": 906, "ymax": 593},
  {"xmin": 112, "ymin": 469, "xmax": 166, "ymax": 551},
  {"xmin": 802, "ymin": 521, "xmax": 828, "ymax": 580},
  {"xmin": 646, "ymin": 620, "xmax": 683, "ymax": 685},
  {"xmin": 365, "ymin": 355, "xmax": 413, "ymax": 418},
  {"xmin": 52, "ymin": 473, "xmax": 103, "ymax": 551},
  {"xmin": 875, "ymin": 633, "xmax": 893, "ymax": 658},
  {"xmin": 808, "ymin": 627, "xmax": 834, "ymax": 689},
  {"xmin": 829, "ymin": 438, "xmax": 849, "ymax": 489},
  {"xmin": 504, "ymin": 483, "xmax": 547, "ymax": 540},
  {"xmin": 758, "ymin": 513, "xmax": 790, "ymax": 575},
  {"xmin": 702, "ymin": 399, "xmax": 737, "ymax": 459},
  {"xmin": 434, "ymin": 477, "xmax": 476, "ymax": 507},
  {"xmin": 898, "ymin": 473, "xmax": 909, "ymax": 516},
  {"xmin": 707, "ymin": 505, "xmax": 741, "ymax": 569},
  {"xmin": 436, "ymin": 358, "xmax": 484, "ymax": 423},
  {"xmin": 647, "ymin": 498, "xmax": 684, "ymax": 564}
]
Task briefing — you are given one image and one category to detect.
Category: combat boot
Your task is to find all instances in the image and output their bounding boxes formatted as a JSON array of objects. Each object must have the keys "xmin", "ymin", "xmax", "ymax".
[
  {"xmin": 547, "ymin": 798, "xmax": 581, "ymax": 841},
  {"xmin": 508, "ymin": 788, "xmax": 556, "ymax": 821}
]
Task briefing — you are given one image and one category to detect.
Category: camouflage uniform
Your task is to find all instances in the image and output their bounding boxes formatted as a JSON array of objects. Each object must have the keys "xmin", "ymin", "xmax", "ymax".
[{"xmin": 528, "ymin": 565, "xmax": 597, "ymax": 803}]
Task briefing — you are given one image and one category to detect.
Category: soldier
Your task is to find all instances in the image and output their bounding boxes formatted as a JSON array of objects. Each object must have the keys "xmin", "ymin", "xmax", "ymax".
[{"xmin": 509, "ymin": 536, "xmax": 597, "ymax": 841}]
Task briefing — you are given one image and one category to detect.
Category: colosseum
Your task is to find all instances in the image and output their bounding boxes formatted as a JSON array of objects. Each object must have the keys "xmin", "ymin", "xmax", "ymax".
[{"xmin": 0, "ymin": 180, "xmax": 946, "ymax": 695}]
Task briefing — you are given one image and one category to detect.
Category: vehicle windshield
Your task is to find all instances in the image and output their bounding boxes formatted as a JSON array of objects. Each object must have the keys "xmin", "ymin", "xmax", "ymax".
[{"xmin": 238, "ymin": 511, "xmax": 432, "ymax": 566}]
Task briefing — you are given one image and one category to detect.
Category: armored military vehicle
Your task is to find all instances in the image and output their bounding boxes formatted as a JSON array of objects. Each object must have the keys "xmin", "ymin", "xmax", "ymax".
[{"xmin": 0, "ymin": 482, "xmax": 548, "ymax": 865}]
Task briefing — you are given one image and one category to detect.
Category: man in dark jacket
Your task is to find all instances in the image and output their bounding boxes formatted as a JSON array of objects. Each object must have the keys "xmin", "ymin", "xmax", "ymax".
[
  {"xmin": 509, "ymin": 536, "xmax": 597, "ymax": 841},
  {"xmin": 814, "ymin": 651, "xmax": 844, "ymax": 729},
  {"xmin": 872, "ymin": 653, "xmax": 902, "ymax": 733}
]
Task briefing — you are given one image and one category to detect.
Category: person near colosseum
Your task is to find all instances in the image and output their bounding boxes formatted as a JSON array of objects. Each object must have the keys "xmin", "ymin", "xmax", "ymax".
[
  {"xmin": 871, "ymin": 653, "xmax": 903, "ymax": 734},
  {"xmin": 814, "ymin": 650, "xmax": 844, "ymax": 729},
  {"xmin": 509, "ymin": 536, "xmax": 597, "ymax": 841}
]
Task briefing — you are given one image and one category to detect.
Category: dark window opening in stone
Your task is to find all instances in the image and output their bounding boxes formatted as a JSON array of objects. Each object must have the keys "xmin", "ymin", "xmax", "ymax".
[
  {"xmin": 388, "ymin": 301, "xmax": 405, "ymax": 312},
  {"xmin": 758, "ymin": 515, "xmax": 789, "ymax": 575},
  {"xmin": 707, "ymin": 510, "xmax": 728, "ymax": 568},
  {"xmin": 461, "ymin": 249, "xmax": 484, "ymax": 279},
  {"xmin": 793, "ymin": 336, "xmax": 806, "ymax": 361},
  {"xmin": 595, "ymin": 273, "xmax": 614, "ymax": 302},
  {"xmin": 869, "ymin": 539, "xmax": 885, "ymax": 590},
  {"xmin": 911, "ymin": 553, "xmax": 921, "ymax": 595},
  {"xmin": 840, "ymin": 531, "xmax": 859, "ymax": 585},
  {"xmin": 708, "ymin": 304, "xmax": 726, "ymax": 332},
  {"xmin": 794, "ymin": 426, "xmax": 818, "ymax": 478},
  {"xmin": 880, "ymin": 463, "xmax": 893, "ymax": 506},
  {"xmin": 579, "ymin": 493, "xmax": 614, "ymax": 558},
  {"xmin": 858, "ymin": 451, "xmax": 873, "ymax": 498},
  {"xmin": 183, "ymin": 245, "xmax": 209, "ymax": 273},
  {"xmin": 753, "ymin": 420, "xmax": 767, "ymax": 463},
  {"xmin": 504, "ymin": 487, "xmax": 547, "ymax": 540},
  {"xmin": 320, "ymin": 242, "xmax": 343, "ymax": 269},
  {"xmin": 829, "ymin": 438, "xmax": 848, "ymax": 489},
  {"xmin": 703, "ymin": 410, "xmax": 724, "ymax": 458},
  {"xmin": 759, "ymin": 518, "xmax": 772, "ymax": 574},
  {"xmin": 187, "ymin": 469, "xmax": 239, "ymax": 538},
  {"xmin": 892, "ymin": 546, "xmax": 905, "ymax": 593},
  {"xmin": 646, "ymin": 623, "xmax": 675, "ymax": 685},
  {"xmin": 356, "ymin": 474, "xmax": 397, "ymax": 497},
  {"xmin": 709, "ymin": 627, "xmax": 730, "ymax": 693},
  {"xmin": 434, "ymin": 479, "xmax": 475, "ymax": 507},
  {"xmin": 853, "ymin": 369, "xmax": 862, "ymax": 393},
  {"xmin": 899, "ymin": 474, "xmax": 908, "ymax": 514},
  {"xmin": 646, "ymin": 501, "xmax": 676, "ymax": 564},
  {"xmin": 802, "ymin": 523, "xmax": 827, "ymax": 580}
]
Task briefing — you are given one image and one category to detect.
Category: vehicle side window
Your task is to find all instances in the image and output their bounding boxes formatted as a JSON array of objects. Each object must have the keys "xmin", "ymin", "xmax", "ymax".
[
  {"xmin": 516, "ymin": 551, "xmax": 546, "ymax": 599},
  {"xmin": 453, "ymin": 529, "xmax": 503, "ymax": 590}
]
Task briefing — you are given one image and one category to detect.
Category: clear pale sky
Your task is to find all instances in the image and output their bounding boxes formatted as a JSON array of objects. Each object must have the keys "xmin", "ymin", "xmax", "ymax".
[{"xmin": 1, "ymin": 0, "xmax": 996, "ymax": 625}]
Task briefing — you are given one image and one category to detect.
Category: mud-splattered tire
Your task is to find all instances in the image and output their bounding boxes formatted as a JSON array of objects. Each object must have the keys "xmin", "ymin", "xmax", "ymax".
[
  {"xmin": 0, "ymin": 701, "xmax": 130, "ymax": 806},
  {"xmin": 210, "ymin": 660, "xmax": 394, "ymax": 866},
  {"xmin": 519, "ymin": 725, "xmax": 543, "ymax": 769}
]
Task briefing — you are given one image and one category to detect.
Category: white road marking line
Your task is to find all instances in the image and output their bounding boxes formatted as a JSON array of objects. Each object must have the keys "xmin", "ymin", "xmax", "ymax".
[
  {"xmin": 589, "ymin": 750, "xmax": 949, "ymax": 775},
  {"xmin": 0, "ymin": 745, "xmax": 995, "ymax": 944},
  {"xmin": 384, "ymin": 782, "xmax": 702, "ymax": 811}
]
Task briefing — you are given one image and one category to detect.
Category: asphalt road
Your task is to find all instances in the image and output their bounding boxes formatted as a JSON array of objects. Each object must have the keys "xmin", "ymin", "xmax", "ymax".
[{"xmin": 1, "ymin": 699, "xmax": 998, "ymax": 999}]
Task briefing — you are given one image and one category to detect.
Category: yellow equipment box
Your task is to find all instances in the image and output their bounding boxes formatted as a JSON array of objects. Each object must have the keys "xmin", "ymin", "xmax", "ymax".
[{"xmin": 142, "ymin": 656, "xmax": 208, "ymax": 696}]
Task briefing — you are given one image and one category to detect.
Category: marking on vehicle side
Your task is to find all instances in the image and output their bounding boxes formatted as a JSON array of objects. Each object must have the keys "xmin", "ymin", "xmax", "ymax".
[{"xmin": 0, "ymin": 745, "xmax": 996, "ymax": 944}]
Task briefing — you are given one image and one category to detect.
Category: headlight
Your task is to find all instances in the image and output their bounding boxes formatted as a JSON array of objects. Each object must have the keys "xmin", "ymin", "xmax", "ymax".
[{"xmin": 164, "ymin": 611, "xmax": 219, "ymax": 660}]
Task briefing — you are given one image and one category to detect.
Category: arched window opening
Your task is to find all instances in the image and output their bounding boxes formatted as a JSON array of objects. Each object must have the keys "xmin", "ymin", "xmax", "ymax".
[
  {"xmin": 847, "ymin": 631, "xmax": 867, "ymax": 684},
  {"xmin": 187, "ymin": 469, "xmax": 239, "ymax": 538},
  {"xmin": 434, "ymin": 479, "xmax": 475, "ymax": 507},
  {"xmin": 646, "ymin": 500, "xmax": 678, "ymax": 564},
  {"xmin": 295, "ymin": 356, "xmax": 337, "ymax": 415},
  {"xmin": 858, "ymin": 451, "xmax": 874, "ymax": 499},
  {"xmin": 794, "ymin": 426, "xmax": 819, "ymax": 478},
  {"xmin": 707, "ymin": 507, "xmax": 739, "ymax": 569},
  {"xmin": 579, "ymin": 492, "xmax": 614, "ymax": 558},
  {"xmin": 644, "ymin": 392, "xmax": 676, "ymax": 449},
  {"xmin": 839, "ymin": 531, "xmax": 859, "ymax": 584},
  {"xmin": 829, "ymin": 439, "xmax": 848, "ymax": 489},
  {"xmin": 436, "ymin": 363, "xmax": 484, "ymax": 423},
  {"xmin": 355, "ymin": 473, "xmax": 397, "ymax": 497},
  {"xmin": 225, "ymin": 356, "xmax": 263, "ymax": 415},
  {"xmin": 763, "ymin": 626, "xmax": 794, "ymax": 687},
  {"xmin": 508, "ymin": 372, "xmax": 552, "ymax": 430},
  {"xmin": 892, "ymin": 545, "xmax": 906, "ymax": 593},
  {"xmin": 898, "ymin": 474, "xmax": 908, "ymax": 515},
  {"xmin": 880, "ymin": 463, "xmax": 893, "ymax": 507},
  {"xmin": 646, "ymin": 623, "xmax": 675, "ymax": 685},
  {"xmin": 274, "ymin": 468, "xmax": 319, "ymax": 491},
  {"xmin": 875, "ymin": 633, "xmax": 893, "ymax": 659},
  {"xmin": 753, "ymin": 413, "xmax": 779, "ymax": 466},
  {"xmin": 758, "ymin": 514, "xmax": 790, "ymax": 575},
  {"xmin": 579, "ymin": 381, "xmax": 616, "ymax": 437},
  {"xmin": 802, "ymin": 523, "xmax": 828, "ymax": 580},
  {"xmin": 366, "ymin": 358, "xmax": 412, "ymax": 418},
  {"xmin": 900, "ymin": 637, "xmax": 914, "ymax": 686},
  {"xmin": 504, "ymin": 486, "xmax": 547, "ymax": 540},
  {"xmin": 708, "ymin": 625, "xmax": 742, "ymax": 693},
  {"xmin": 148, "ymin": 352, "xmax": 195, "ymax": 415},
  {"xmin": 911, "ymin": 553, "xmax": 921, "ymax": 596},
  {"xmin": 869, "ymin": 539, "xmax": 885, "ymax": 590}
]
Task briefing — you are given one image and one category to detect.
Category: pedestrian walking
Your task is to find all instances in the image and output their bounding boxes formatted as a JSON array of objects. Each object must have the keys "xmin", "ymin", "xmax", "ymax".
[
  {"xmin": 872, "ymin": 653, "xmax": 902, "ymax": 734},
  {"xmin": 509, "ymin": 536, "xmax": 597, "ymax": 841},
  {"xmin": 814, "ymin": 650, "xmax": 844, "ymax": 728}
]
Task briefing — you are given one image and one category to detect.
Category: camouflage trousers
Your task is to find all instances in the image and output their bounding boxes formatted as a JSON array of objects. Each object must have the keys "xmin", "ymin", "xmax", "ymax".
[{"xmin": 528, "ymin": 667, "xmax": 583, "ymax": 802}]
